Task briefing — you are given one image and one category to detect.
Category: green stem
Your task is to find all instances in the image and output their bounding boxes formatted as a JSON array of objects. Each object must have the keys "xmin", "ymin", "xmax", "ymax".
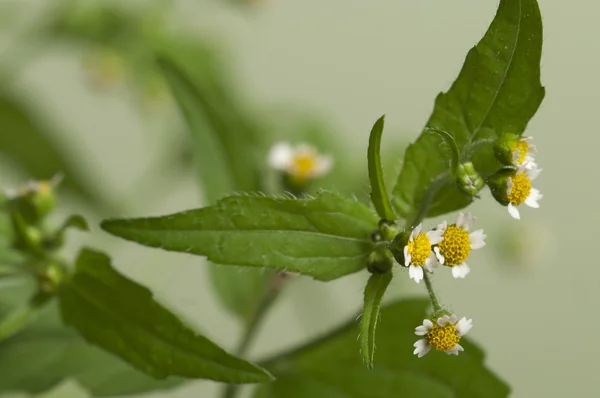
[
  {"xmin": 221, "ymin": 272, "xmax": 288, "ymax": 398},
  {"xmin": 422, "ymin": 272, "xmax": 442, "ymax": 312}
]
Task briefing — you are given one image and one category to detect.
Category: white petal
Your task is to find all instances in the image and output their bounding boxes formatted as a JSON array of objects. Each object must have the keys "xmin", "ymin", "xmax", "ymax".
[
  {"xmin": 413, "ymin": 339, "xmax": 431, "ymax": 358},
  {"xmin": 313, "ymin": 154, "xmax": 333, "ymax": 177},
  {"xmin": 268, "ymin": 142, "xmax": 293, "ymax": 170},
  {"xmin": 408, "ymin": 265, "xmax": 423, "ymax": 284},
  {"xmin": 427, "ymin": 229, "xmax": 444, "ymax": 245},
  {"xmin": 525, "ymin": 188, "xmax": 542, "ymax": 208},
  {"xmin": 506, "ymin": 177, "xmax": 513, "ymax": 196},
  {"xmin": 434, "ymin": 246, "xmax": 445, "ymax": 265},
  {"xmin": 456, "ymin": 213, "xmax": 466, "ymax": 228},
  {"xmin": 437, "ymin": 315, "xmax": 450, "ymax": 327},
  {"xmin": 521, "ymin": 136, "xmax": 533, "ymax": 143},
  {"xmin": 469, "ymin": 229, "xmax": 486, "ymax": 249},
  {"xmin": 423, "ymin": 319, "xmax": 433, "ymax": 330},
  {"xmin": 446, "ymin": 344, "xmax": 464, "ymax": 355},
  {"xmin": 456, "ymin": 317, "xmax": 473, "ymax": 336},
  {"xmin": 404, "ymin": 246, "xmax": 411, "ymax": 266},
  {"xmin": 527, "ymin": 166, "xmax": 542, "ymax": 181},
  {"xmin": 412, "ymin": 223, "xmax": 422, "ymax": 237},
  {"xmin": 507, "ymin": 203, "xmax": 520, "ymax": 219},
  {"xmin": 448, "ymin": 314, "xmax": 457, "ymax": 324},
  {"xmin": 424, "ymin": 253, "xmax": 436, "ymax": 272},
  {"xmin": 436, "ymin": 220, "xmax": 448, "ymax": 234},
  {"xmin": 3, "ymin": 188, "xmax": 17, "ymax": 198},
  {"xmin": 452, "ymin": 263, "xmax": 470, "ymax": 279},
  {"xmin": 415, "ymin": 325, "xmax": 429, "ymax": 335}
]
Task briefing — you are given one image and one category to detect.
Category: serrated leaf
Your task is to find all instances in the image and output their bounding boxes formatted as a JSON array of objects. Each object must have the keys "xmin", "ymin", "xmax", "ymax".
[
  {"xmin": 0, "ymin": 94, "xmax": 116, "ymax": 214},
  {"xmin": 255, "ymin": 299, "xmax": 510, "ymax": 398},
  {"xmin": 101, "ymin": 192, "xmax": 378, "ymax": 281},
  {"xmin": 392, "ymin": 0, "xmax": 544, "ymax": 219},
  {"xmin": 0, "ymin": 280, "xmax": 183, "ymax": 397},
  {"xmin": 367, "ymin": 115, "xmax": 396, "ymax": 221},
  {"xmin": 58, "ymin": 248, "xmax": 273, "ymax": 383},
  {"xmin": 359, "ymin": 271, "xmax": 392, "ymax": 368}
]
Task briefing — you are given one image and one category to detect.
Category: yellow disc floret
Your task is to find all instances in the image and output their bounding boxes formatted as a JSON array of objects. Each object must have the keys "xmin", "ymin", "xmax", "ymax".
[
  {"xmin": 407, "ymin": 233, "xmax": 432, "ymax": 265},
  {"xmin": 512, "ymin": 141, "xmax": 529, "ymax": 165},
  {"xmin": 426, "ymin": 322, "xmax": 460, "ymax": 351},
  {"xmin": 507, "ymin": 173, "xmax": 531, "ymax": 205},
  {"xmin": 291, "ymin": 153, "xmax": 317, "ymax": 180},
  {"xmin": 437, "ymin": 225, "xmax": 471, "ymax": 265}
]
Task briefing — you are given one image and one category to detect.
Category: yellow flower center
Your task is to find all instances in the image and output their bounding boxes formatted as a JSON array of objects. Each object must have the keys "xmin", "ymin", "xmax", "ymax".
[
  {"xmin": 437, "ymin": 225, "xmax": 470, "ymax": 265},
  {"xmin": 507, "ymin": 172, "xmax": 531, "ymax": 205},
  {"xmin": 407, "ymin": 232, "xmax": 431, "ymax": 265},
  {"xmin": 291, "ymin": 153, "xmax": 317, "ymax": 180},
  {"xmin": 512, "ymin": 141, "xmax": 529, "ymax": 165},
  {"xmin": 427, "ymin": 322, "xmax": 460, "ymax": 351}
]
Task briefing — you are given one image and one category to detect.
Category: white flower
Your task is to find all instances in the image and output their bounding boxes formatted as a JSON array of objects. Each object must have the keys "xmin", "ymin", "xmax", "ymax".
[
  {"xmin": 413, "ymin": 315, "xmax": 473, "ymax": 357},
  {"xmin": 512, "ymin": 136, "xmax": 537, "ymax": 166},
  {"xmin": 507, "ymin": 161, "xmax": 543, "ymax": 220},
  {"xmin": 403, "ymin": 223, "xmax": 443, "ymax": 284},
  {"xmin": 433, "ymin": 212, "xmax": 486, "ymax": 279},
  {"xmin": 268, "ymin": 142, "xmax": 332, "ymax": 181}
]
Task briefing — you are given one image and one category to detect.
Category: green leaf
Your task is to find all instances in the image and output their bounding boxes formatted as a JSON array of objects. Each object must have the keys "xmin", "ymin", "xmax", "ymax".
[
  {"xmin": 255, "ymin": 299, "xmax": 510, "ymax": 398},
  {"xmin": 359, "ymin": 271, "xmax": 392, "ymax": 368},
  {"xmin": 367, "ymin": 116, "xmax": 396, "ymax": 221},
  {"xmin": 0, "ymin": 293, "xmax": 51, "ymax": 343},
  {"xmin": 0, "ymin": 94, "xmax": 117, "ymax": 214},
  {"xmin": 101, "ymin": 192, "xmax": 378, "ymax": 281},
  {"xmin": 392, "ymin": 0, "xmax": 544, "ymax": 219},
  {"xmin": 0, "ymin": 281, "xmax": 184, "ymax": 397},
  {"xmin": 58, "ymin": 214, "xmax": 89, "ymax": 232},
  {"xmin": 58, "ymin": 248, "xmax": 273, "ymax": 383}
]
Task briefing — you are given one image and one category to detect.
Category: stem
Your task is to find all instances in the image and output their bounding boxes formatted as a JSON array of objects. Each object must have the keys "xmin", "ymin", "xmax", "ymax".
[
  {"xmin": 221, "ymin": 272, "xmax": 288, "ymax": 398},
  {"xmin": 423, "ymin": 272, "xmax": 442, "ymax": 312}
]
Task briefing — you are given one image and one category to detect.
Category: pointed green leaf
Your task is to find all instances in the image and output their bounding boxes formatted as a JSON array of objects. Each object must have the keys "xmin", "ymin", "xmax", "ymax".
[
  {"xmin": 58, "ymin": 214, "xmax": 89, "ymax": 232},
  {"xmin": 255, "ymin": 299, "xmax": 510, "ymax": 398},
  {"xmin": 392, "ymin": 0, "xmax": 544, "ymax": 219},
  {"xmin": 0, "ymin": 281, "xmax": 183, "ymax": 396},
  {"xmin": 58, "ymin": 248, "xmax": 273, "ymax": 383},
  {"xmin": 0, "ymin": 293, "xmax": 51, "ymax": 343},
  {"xmin": 0, "ymin": 94, "xmax": 117, "ymax": 213},
  {"xmin": 101, "ymin": 192, "xmax": 378, "ymax": 281},
  {"xmin": 367, "ymin": 116, "xmax": 396, "ymax": 221},
  {"xmin": 359, "ymin": 271, "xmax": 392, "ymax": 368}
]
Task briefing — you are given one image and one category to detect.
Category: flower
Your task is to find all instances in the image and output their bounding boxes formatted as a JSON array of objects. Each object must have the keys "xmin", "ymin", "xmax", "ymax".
[
  {"xmin": 268, "ymin": 142, "xmax": 333, "ymax": 182},
  {"xmin": 403, "ymin": 224, "xmax": 443, "ymax": 283},
  {"xmin": 433, "ymin": 212, "xmax": 486, "ymax": 279},
  {"xmin": 507, "ymin": 162, "xmax": 543, "ymax": 220},
  {"xmin": 511, "ymin": 136, "xmax": 537, "ymax": 166},
  {"xmin": 413, "ymin": 314, "xmax": 473, "ymax": 357}
]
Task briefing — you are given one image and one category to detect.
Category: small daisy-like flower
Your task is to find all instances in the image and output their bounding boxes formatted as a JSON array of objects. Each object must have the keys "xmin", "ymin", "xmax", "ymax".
[
  {"xmin": 268, "ymin": 142, "xmax": 333, "ymax": 182},
  {"xmin": 511, "ymin": 136, "xmax": 536, "ymax": 166},
  {"xmin": 413, "ymin": 314, "xmax": 473, "ymax": 358},
  {"xmin": 507, "ymin": 162, "xmax": 542, "ymax": 220},
  {"xmin": 433, "ymin": 212, "xmax": 486, "ymax": 279},
  {"xmin": 403, "ymin": 224, "xmax": 443, "ymax": 283}
]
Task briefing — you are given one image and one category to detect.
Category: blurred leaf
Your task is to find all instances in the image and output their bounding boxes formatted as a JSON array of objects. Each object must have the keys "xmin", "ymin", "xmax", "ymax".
[
  {"xmin": 57, "ymin": 214, "xmax": 89, "ymax": 232},
  {"xmin": 359, "ymin": 271, "xmax": 392, "ymax": 369},
  {"xmin": 391, "ymin": 0, "xmax": 544, "ymax": 220},
  {"xmin": 0, "ymin": 293, "xmax": 50, "ymax": 343},
  {"xmin": 59, "ymin": 248, "xmax": 273, "ymax": 383},
  {"xmin": 0, "ymin": 281, "xmax": 183, "ymax": 397},
  {"xmin": 0, "ymin": 94, "xmax": 115, "ymax": 213},
  {"xmin": 101, "ymin": 192, "xmax": 378, "ymax": 281},
  {"xmin": 367, "ymin": 115, "xmax": 395, "ymax": 221},
  {"xmin": 156, "ymin": 50, "xmax": 271, "ymax": 321},
  {"xmin": 255, "ymin": 299, "xmax": 510, "ymax": 398}
]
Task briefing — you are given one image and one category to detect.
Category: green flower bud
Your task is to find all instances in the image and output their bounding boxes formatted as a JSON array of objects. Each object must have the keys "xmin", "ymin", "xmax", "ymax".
[
  {"xmin": 367, "ymin": 247, "xmax": 394, "ymax": 274},
  {"xmin": 378, "ymin": 219, "xmax": 399, "ymax": 241},
  {"xmin": 456, "ymin": 162, "xmax": 484, "ymax": 197},
  {"xmin": 493, "ymin": 133, "xmax": 520, "ymax": 166},
  {"xmin": 6, "ymin": 178, "xmax": 60, "ymax": 225},
  {"xmin": 390, "ymin": 230, "xmax": 411, "ymax": 267},
  {"xmin": 37, "ymin": 263, "xmax": 66, "ymax": 294},
  {"xmin": 486, "ymin": 167, "xmax": 515, "ymax": 206}
]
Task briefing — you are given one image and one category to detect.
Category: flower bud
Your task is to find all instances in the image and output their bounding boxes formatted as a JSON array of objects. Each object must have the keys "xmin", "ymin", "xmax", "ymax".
[
  {"xmin": 493, "ymin": 133, "xmax": 520, "ymax": 166},
  {"xmin": 486, "ymin": 167, "xmax": 515, "ymax": 206},
  {"xmin": 6, "ymin": 179, "xmax": 59, "ymax": 225},
  {"xmin": 456, "ymin": 162, "xmax": 484, "ymax": 197},
  {"xmin": 367, "ymin": 247, "xmax": 394, "ymax": 274},
  {"xmin": 378, "ymin": 219, "xmax": 399, "ymax": 241},
  {"xmin": 390, "ymin": 230, "xmax": 411, "ymax": 267}
]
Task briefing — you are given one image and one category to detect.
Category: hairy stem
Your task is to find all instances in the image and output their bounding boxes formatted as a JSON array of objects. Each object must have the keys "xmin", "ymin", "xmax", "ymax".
[{"xmin": 422, "ymin": 272, "xmax": 442, "ymax": 312}]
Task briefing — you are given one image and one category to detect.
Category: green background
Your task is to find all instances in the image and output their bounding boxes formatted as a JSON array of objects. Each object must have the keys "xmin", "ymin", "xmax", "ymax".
[{"xmin": 0, "ymin": 0, "xmax": 589, "ymax": 396}]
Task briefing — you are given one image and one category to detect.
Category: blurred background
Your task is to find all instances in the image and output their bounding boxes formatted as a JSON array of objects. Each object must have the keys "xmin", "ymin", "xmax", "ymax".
[{"xmin": 0, "ymin": 0, "xmax": 595, "ymax": 397}]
